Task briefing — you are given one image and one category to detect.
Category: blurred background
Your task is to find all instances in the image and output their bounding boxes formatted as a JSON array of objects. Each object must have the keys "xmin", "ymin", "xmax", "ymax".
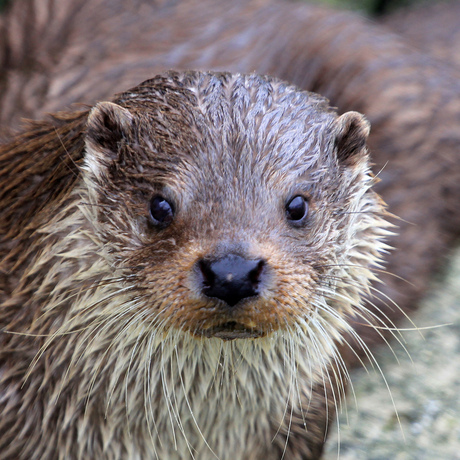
[
  {"xmin": 0, "ymin": 0, "xmax": 437, "ymax": 15},
  {"xmin": 316, "ymin": 0, "xmax": 429, "ymax": 15}
]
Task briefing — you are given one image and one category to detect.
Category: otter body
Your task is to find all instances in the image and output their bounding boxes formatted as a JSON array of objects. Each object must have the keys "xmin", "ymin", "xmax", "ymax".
[
  {"xmin": 0, "ymin": 71, "xmax": 387, "ymax": 459},
  {"xmin": 386, "ymin": 0, "xmax": 460, "ymax": 67}
]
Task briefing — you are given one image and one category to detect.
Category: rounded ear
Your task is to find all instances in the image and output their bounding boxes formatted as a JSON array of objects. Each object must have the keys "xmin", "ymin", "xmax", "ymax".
[
  {"xmin": 86, "ymin": 101, "xmax": 134, "ymax": 154},
  {"xmin": 84, "ymin": 102, "xmax": 134, "ymax": 180},
  {"xmin": 334, "ymin": 111, "xmax": 370, "ymax": 166}
]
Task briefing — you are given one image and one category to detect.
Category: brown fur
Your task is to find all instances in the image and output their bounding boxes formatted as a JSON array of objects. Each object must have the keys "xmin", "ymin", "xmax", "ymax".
[
  {"xmin": 1, "ymin": 0, "xmax": 460, "ymax": 323},
  {"xmin": 1, "ymin": 70, "xmax": 386, "ymax": 459},
  {"xmin": 1, "ymin": 0, "xmax": 460, "ymax": 458},
  {"xmin": 385, "ymin": 0, "xmax": 460, "ymax": 67}
]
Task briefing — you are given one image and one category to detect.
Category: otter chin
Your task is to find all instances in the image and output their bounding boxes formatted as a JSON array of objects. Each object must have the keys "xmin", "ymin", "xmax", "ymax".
[
  {"xmin": 0, "ymin": 71, "xmax": 390, "ymax": 460},
  {"xmin": 199, "ymin": 322, "xmax": 264, "ymax": 340}
]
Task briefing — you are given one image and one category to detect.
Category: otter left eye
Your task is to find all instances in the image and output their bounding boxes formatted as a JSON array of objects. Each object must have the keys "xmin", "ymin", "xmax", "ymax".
[
  {"xmin": 149, "ymin": 195, "xmax": 174, "ymax": 227},
  {"xmin": 286, "ymin": 195, "xmax": 309, "ymax": 223}
]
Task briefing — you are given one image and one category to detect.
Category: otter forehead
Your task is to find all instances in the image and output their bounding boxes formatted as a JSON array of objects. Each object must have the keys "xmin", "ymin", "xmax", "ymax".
[{"xmin": 110, "ymin": 72, "xmax": 340, "ymax": 218}]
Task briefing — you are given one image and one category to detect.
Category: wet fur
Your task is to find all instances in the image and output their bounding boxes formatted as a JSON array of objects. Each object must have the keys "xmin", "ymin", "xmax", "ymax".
[
  {"xmin": 1, "ymin": 1, "xmax": 460, "ymax": 459},
  {"xmin": 2, "ymin": 0, "xmax": 460, "ymax": 325},
  {"xmin": 0, "ymin": 70, "xmax": 389, "ymax": 459}
]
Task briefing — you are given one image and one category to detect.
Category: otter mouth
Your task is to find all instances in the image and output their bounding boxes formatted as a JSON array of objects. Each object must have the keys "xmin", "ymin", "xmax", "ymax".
[{"xmin": 199, "ymin": 321, "xmax": 265, "ymax": 340}]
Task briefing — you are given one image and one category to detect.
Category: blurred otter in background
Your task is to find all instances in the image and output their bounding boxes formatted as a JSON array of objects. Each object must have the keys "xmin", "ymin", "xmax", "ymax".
[{"xmin": 1, "ymin": 1, "xmax": 460, "ymax": 459}]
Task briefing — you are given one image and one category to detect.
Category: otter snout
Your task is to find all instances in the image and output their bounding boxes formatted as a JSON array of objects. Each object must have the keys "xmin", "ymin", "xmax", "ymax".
[{"xmin": 198, "ymin": 254, "xmax": 265, "ymax": 307}]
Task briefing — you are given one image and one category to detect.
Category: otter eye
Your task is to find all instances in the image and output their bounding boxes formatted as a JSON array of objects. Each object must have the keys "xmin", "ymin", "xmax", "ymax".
[
  {"xmin": 149, "ymin": 195, "xmax": 174, "ymax": 227},
  {"xmin": 286, "ymin": 195, "xmax": 309, "ymax": 223}
]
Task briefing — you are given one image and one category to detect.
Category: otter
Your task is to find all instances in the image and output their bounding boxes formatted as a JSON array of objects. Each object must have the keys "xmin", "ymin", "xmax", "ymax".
[
  {"xmin": 385, "ymin": 0, "xmax": 460, "ymax": 67},
  {"xmin": 2, "ymin": 0, "xmax": 460, "ymax": 458},
  {"xmin": 0, "ymin": 71, "xmax": 388, "ymax": 459}
]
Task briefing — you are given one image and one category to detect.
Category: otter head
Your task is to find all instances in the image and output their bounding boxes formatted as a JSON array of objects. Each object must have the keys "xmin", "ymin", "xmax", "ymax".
[{"xmin": 82, "ymin": 71, "xmax": 388, "ymax": 349}]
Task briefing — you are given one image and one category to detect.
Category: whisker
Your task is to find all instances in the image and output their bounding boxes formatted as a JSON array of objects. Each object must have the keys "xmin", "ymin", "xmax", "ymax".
[
  {"xmin": 317, "ymin": 264, "xmax": 410, "ymax": 286},
  {"xmin": 54, "ymin": 127, "xmax": 80, "ymax": 179},
  {"xmin": 123, "ymin": 318, "xmax": 146, "ymax": 438},
  {"xmin": 174, "ymin": 343, "xmax": 219, "ymax": 459}
]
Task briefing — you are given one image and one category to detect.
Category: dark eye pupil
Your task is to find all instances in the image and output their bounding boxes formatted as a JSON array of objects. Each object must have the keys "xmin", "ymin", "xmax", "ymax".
[
  {"xmin": 286, "ymin": 195, "xmax": 308, "ymax": 222},
  {"xmin": 149, "ymin": 195, "xmax": 174, "ymax": 226}
]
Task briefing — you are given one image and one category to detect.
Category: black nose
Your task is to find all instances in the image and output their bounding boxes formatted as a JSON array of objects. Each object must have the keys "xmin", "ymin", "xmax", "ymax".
[{"xmin": 198, "ymin": 254, "xmax": 265, "ymax": 307}]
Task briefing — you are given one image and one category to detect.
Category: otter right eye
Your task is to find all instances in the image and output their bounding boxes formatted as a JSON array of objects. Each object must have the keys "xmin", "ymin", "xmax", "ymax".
[
  {"xmin": 149, "ymin": 195, "xmax": 174, "ymax": 227},
  {"xmin": 286, "ymin": 195, "xmax": 309, "ymax": 224}
]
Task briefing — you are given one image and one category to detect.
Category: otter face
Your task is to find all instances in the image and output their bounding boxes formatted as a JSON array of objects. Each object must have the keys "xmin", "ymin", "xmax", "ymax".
[{"xmin": 83, "ymin": 71, "xmax": 387, "ymax": 344}]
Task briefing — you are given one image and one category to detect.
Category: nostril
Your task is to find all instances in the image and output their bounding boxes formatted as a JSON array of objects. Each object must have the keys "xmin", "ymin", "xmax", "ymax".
[
  {"xmin": 198, "ymin": 259, "xmax": 215, "ymax": 289},
  {"xmin": 197, "ymin": 254, "xmax": 266, "ymax": 307},
  {"xmin": 248, "ymin": 260, "xmax": 265, "ymax": 288}
]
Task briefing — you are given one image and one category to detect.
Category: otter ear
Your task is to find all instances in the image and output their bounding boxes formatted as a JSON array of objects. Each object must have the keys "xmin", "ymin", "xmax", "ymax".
[
  {"xmin": 333, "ymin": 111, "xmax": 370, "ymax": 166},
  {"xmin": 84, "ymin": 102, "xmax": 134, "ymax": 180},
  {"xmin": 86, "ymin": 101, "xmax": 134, "ymax": 154}
]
